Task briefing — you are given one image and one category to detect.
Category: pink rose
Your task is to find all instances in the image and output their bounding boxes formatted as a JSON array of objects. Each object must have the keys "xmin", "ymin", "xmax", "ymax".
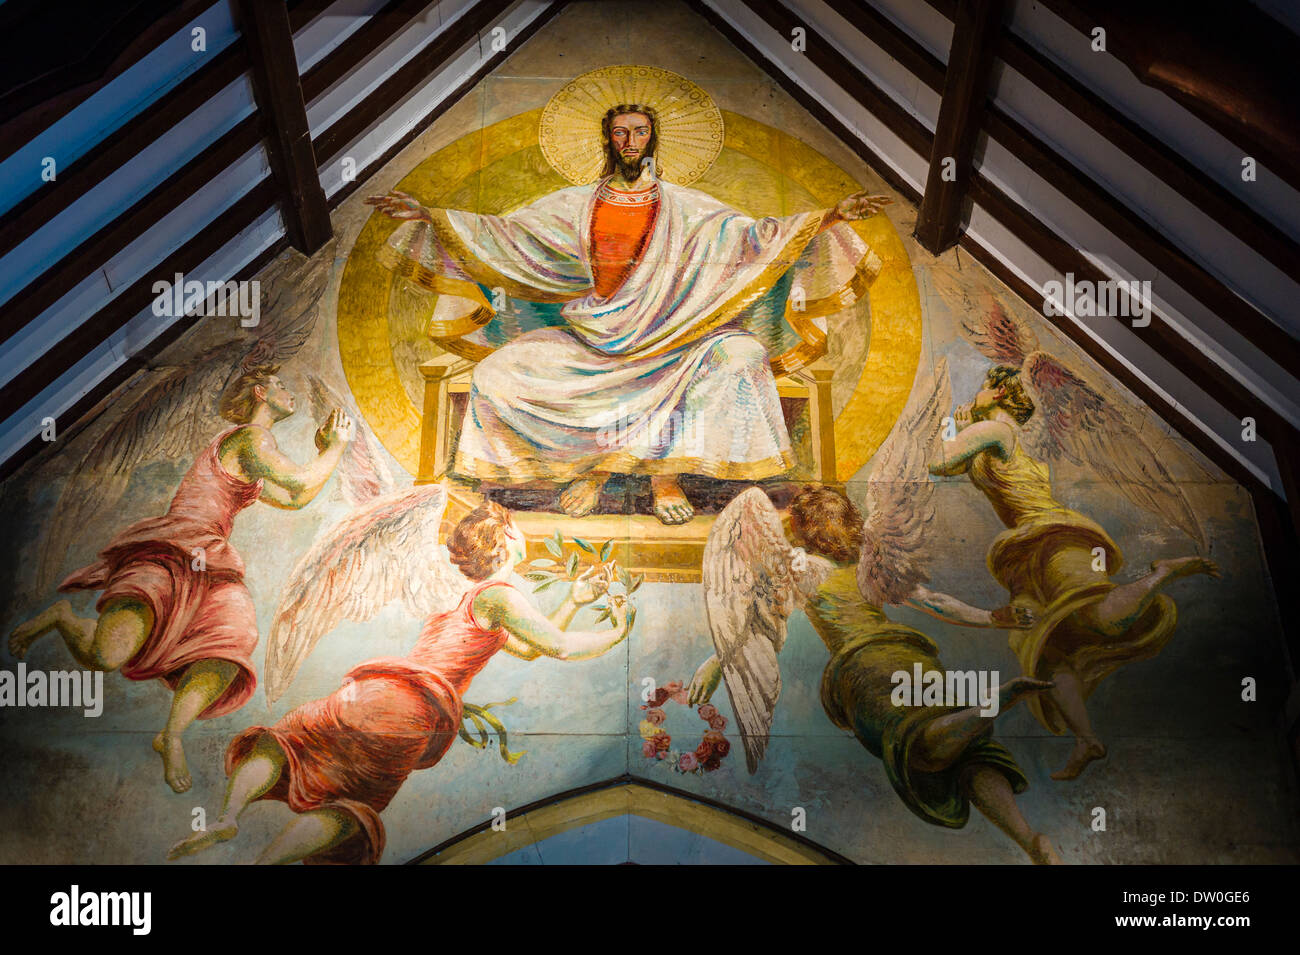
[
  {"xmin": 708, "ymin": 714, "xmax": 728, "ymax": 732},
  {"xmin": 644, "ymin": 707, "xmax": 666, "ymax": 726},
  {"xmin": 652, "ymin": 731, "xmax": 671, "ymax": 754},
  {"xmin": 642, "ymin": 740, "xmax": 657, "ymax": 758},
  {"xmin": 678, "ymin": 752, "xmax": 699, "ymax": 772},
  {"xmin": 664, "ymin": 681, "xmax": 689, "ymax": 705},
  {"xmin": 698, "ymin": 703, "xmax": 719, "ymax": 721}
]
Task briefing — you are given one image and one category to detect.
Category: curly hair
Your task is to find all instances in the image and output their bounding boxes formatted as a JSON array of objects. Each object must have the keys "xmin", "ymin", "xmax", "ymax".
[
  {"xmin": 985, "ymin": 365, "xmax": 1036, "ymax": 425},
  {"xmin": 218, "ymin": 364, "xmax": 280, "ymax": 424},
  {"xmin": 600, "ymin": 104, "xmax": 659, "ymax": 177},
  {"xmin": 446, "ymin": 500, "xmax": 516, "ymax": 581},
  {"xmin": 788, "ymin": 485, "xmax": 864, "ymax": 564}
]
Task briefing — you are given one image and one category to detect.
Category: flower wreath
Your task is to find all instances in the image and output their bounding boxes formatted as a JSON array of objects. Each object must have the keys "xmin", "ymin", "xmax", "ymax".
[{"xmin": 638, "ymin": 680, "xmax": 731, "ymax": 774}]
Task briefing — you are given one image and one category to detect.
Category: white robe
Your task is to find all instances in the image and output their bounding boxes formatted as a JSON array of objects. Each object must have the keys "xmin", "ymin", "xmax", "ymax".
[{"xmin": 380, "ymin": 178, "xmax": 879, "ymax": 482}]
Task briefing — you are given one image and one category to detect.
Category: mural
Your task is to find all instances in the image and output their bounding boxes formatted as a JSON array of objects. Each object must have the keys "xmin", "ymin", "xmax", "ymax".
[{"xmin": 0, "ymin": 4, "xmax": 1295, "ymax": 866}]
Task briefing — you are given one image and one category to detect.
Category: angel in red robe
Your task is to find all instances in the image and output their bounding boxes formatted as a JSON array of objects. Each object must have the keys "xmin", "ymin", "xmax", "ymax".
[
  {"xmin": 166, "ymin": 495, "xmax": 631, "ymax": 865},
  {"xmin": 9, "ymin": 366, "xmax": 355, "ymax": 793}
]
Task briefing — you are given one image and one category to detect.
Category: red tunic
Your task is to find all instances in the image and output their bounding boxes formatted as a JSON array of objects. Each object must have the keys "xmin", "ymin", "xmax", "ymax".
[
  {"xmin": 59, "ymin": 427, "xmax": 263, "ymax": 719},
  {"xmin": 589, "ymin": 179, "xmax": 659, "ymax": 298},
  {"xmin": 226, "ymin": 579, "xmax": 512, "ymax": 865}
]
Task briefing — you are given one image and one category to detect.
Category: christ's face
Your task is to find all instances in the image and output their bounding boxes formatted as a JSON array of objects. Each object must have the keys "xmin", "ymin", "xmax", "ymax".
[{"xmin": 609, "ymin": 112, "xmax": 653, "ymax": 176}]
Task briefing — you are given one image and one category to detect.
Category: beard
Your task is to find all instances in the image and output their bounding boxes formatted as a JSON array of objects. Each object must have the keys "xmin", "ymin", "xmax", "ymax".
[{"xmin": 608, "ymin": 146, "xmax": 654, "ymax": 180}]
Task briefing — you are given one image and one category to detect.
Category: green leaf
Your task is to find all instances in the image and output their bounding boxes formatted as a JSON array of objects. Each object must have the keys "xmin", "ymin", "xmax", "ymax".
[
  {"xmin": 530, "ymin": 558, "xmax": 559, "ymax": 569},
  {"xmin": 543, "ymin": 536, "xmax": 563, "ymax": 559},
  {"xmin": 630, "ymin": 574, "xmax": 644, "ymax": 593},
  {"xmin": 565, "ymin": 551, "xmax": 580, "ymax": 576},
  {"xmin": 595, "ymin": 609, "xmax": 611, "ymax": 624},
  {"xmin": 619, "ymin": 567, "xmax": 632, "ymax": 589},
  {"xmin": 533, "ymin": 578, "xmax": 559, "ymax": 593},
  {"xmin": 599, "ymin": 539, "xmax": 613, "ymax": 562},
  {"xmin": 627, "ymin": 605, "xmax": 638, "ymax": 631},
  {"xmin": 523, "ymin": 572, "xmax": 555, "ymax": 581},
  {"xmin": 573, "ymin": 537, "xmax": 595, "ymax": 553}
]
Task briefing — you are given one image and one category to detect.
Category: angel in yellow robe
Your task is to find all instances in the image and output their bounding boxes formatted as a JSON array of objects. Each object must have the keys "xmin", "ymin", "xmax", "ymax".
[{"xmin": 930, "ymin": 296, "xmax": 1219, "ymax": 780}]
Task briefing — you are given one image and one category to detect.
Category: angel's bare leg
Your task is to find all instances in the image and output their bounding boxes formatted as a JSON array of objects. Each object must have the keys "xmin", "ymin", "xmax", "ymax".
[
  {"xmin": 167, "ymin": 732, "xmax": 284, "ymax": 860},
  {"xmin": 1078, "ymin": 557, "xmax": 1219, "ymax": 638},
  {"xmin": 255, "ymin": 808, "xmax": 359, "ymax": 865},
  {"xmin": 1045, "ymin": 666, "xmax": 1106, "ymax": 781},
  {"xmin": 965, "ymin": 766, "xmax": 1062, "ymax": 864},
  {"xmin": 9, "ymin": 597, "xmax": 150, "ymax": 671},
  {"xmin": 911, "ymin": 676, "xmax": 1052, "ymax": 772},
  {"xmin": 153, "ymin": 659, "xmax": 240, "ymax": 794}
]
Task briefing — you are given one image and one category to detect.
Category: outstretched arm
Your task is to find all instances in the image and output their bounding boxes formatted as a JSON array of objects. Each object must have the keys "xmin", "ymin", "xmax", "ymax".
[
  {"xmin": 905, "ymin": 584, "xmax": 1033, "ymax": 630},
  {"xmin": 928, "ymin": 404, "xmax": 1015, "ymax": 476},
  {"xmin": 236, "ymin": 412, "xmax": 352, "ymax": 510},
  {"xmin": 477, "ymin": 584, "xmax": 630, "ymax": 662}
]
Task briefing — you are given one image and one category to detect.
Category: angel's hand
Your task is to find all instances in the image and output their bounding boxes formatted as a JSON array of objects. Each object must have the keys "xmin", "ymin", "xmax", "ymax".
[
  {"xmin": 363, "ymin": 190, "xmax": 432, "ymax": 222},
  {"xmin": 833, "ymin": 191, "xmax": 892, "ymax": 222},
  {"xmin": 570, "ymin": 563, "xmax": 614, "ymax": 605},
  {"xmin": 314, "ymin": 409, "xmax": 354, "ymax": 451},
  {"xmin": 688, "ymin": 655, "xmax": 722, "ymax": 706},
  {"xmin": 953, "ymin": 402, "xmax": 975, "ymax": 432},
  {"xmin": 991, "ymin": 604, "xmax": 1035, "ymax": 629}
]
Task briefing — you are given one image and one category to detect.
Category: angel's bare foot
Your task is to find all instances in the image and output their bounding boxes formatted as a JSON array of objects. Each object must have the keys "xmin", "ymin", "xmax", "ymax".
[
  {"xmin": 153, "ymin": 731, "xmax": 193, "ymax": 793},
  {"xmin": 8, "ymin": 599, "xmax": 70, "ymax": 658},
  {"xmin": 1152, "ymin": 556, "xmax": 1220, "ymax": 582},
  {"xmin": 1029, "ymin": 833, "xmax": 1064, "ymax": 865},
  {"xmin": 167, "ymin": 819, "xmax": 238, "ymax": 860},
  {"xmin": 1051, "ymin": 737, "xmax": 1106, "ymax": 781},
  {"xmin": 998, "ymin": 676, "xmax": 1054, "ymax": 713},
  {"xmin": 559, "ymin": 475, "xmax": 606, "ymax": 517},
  {"xmin": 651, "ymin": 475, "xmax": 694, "ymax": 525}
]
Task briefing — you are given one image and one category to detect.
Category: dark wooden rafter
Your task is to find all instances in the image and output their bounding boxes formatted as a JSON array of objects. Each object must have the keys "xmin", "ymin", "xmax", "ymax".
[
  {"xmin": 915, "ymin": 0, "xmax": 1004, "ymax": 254},
  {"xmin": 234, "ymin": 0, "xmax": 331, "ymax": 255}
]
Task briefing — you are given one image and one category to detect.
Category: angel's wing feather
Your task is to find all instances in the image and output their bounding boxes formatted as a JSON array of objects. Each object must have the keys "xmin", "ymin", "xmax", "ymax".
[
  {"xmin": 307, "ymin": 374, "xmax": 396, "ymax": 505},
  {"xmin": 703, "ymin": 487, "xmax": 832, "ymax": 773},
  {"xmin": 858, "ymin": 359, "xmax": 952, "ymax": 606},
  {"xmin": 1021, "ymin": 352, "xmax": 1206, "ymax": 550},
  {"xmin": 960, "ymin": 292, "xmax": 1038, "ymax": 368},
  {"xmin": 263, "ymin": 483, "xmax": 470, "ymax": 703}
]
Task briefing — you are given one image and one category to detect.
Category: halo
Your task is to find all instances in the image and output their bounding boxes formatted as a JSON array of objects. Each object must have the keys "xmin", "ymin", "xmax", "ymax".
[{"xmin": 539, "ymin": 65, "xmax": 724, "ymax": 186}]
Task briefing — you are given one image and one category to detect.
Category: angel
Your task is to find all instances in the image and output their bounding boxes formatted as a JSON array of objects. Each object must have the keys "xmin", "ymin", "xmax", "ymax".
[
  {"xmin": 166, "ymin": 492, "xmax": 631, "ymax": 865},
  {"xmin": 6, "ymin": 246, "xmax": 372, "ymax": 794},
  {"xmin": 929, "ymin": 290, "xmax": 1220, "ymax": 780},
  {"xmin": 687, "ymin": 362, "xmax": 1062, "ymax": 864}
]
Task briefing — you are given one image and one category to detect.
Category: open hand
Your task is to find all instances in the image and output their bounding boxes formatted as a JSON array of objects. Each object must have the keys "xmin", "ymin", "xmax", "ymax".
[
  {"xmin": 363, "ymin": 190, "xmax": 431, "ymax": 222},
  {"xmin": 314, "ymin": 409, "xmax": 354, "ymax": 451},
  {"xmin": 834, "ymin": 191, "xmax": 892, "ymax": 222}
]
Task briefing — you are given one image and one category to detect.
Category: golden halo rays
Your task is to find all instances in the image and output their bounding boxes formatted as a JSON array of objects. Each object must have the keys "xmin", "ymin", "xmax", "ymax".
[{"xmin": 539, "ymin": 65, "xmax": 724, "ymax": 185}]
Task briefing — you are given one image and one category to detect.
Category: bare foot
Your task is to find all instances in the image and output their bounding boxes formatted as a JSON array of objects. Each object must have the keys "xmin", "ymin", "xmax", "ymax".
[
  {"xmin": 998, "ymin": 676, "xmax": 1054, "ymax": 713},
  {"xmin": 153, "ymin": 731, "xmax": 193, "ymax": 793},
  {"xmin": 167, "ymin": 819, "xmax": 238, "ymax": 860},
  {"xmin": 650, "ymin": 475, "xmax": 694, "ymax": 525},
  {"xmin": 8, "ymin": 599, "xmax": 69, "ymax": 658},
  {"xmin": 558, "ymin": 475, "xmax": 606, "ymax": 518},
  {"xmin": 1028, "ymin": 833, "xmax": 1064, "ymax": 865},
  {"xmin": 1051, "ymin": 737, "xmax": 1106, "ymax": 781},
  {"xmin": 1152, "ymin": 556, "xmax": 1221, "ymax": 582}
]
